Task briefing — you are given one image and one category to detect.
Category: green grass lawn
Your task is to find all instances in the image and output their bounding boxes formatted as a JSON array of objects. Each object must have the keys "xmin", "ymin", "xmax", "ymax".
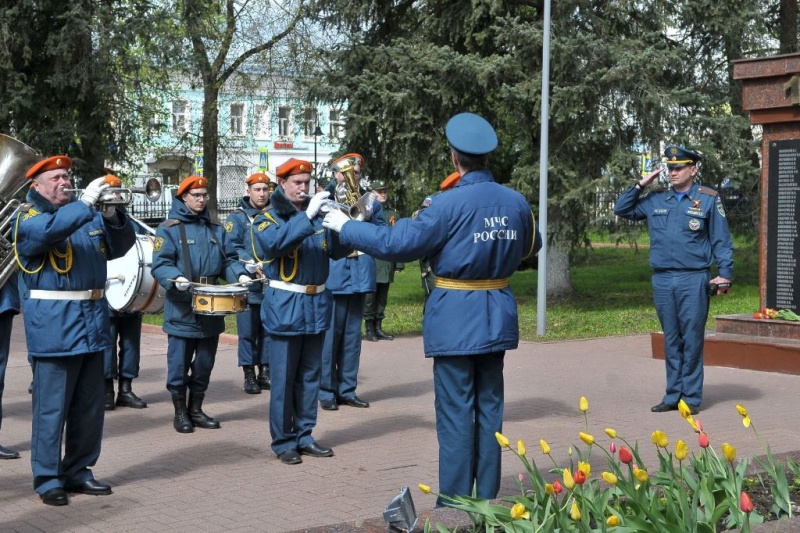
[{"xmin": 144, "ymin": 241, "xmax": 760, "ymax": 342}]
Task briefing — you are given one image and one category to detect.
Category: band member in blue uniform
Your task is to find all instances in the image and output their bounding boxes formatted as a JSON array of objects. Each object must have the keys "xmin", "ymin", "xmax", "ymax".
[
  {"xmin": 250, "ymin": 158, "xmax": 351, "ymax": 465},
  {"xmin": 104, "ymin": 309, "xmax": 147, "ymax": 410},
  {"xmin": 0, "ymin": 278, "xmax": 21, "ymax": 460},
  {"xmin": 319, "ymin": 153, "xmax": 385, "ymax": 411},
  {"xmin": 15, "ymin": 156, "xmax": 135, "ymax": 505},
  {"xmin": 615, "ymin": 145, "xmax": 733, "ymax": 415},
  {"xmin": 151, "ymin": 175, "xmax": 247, "ymax": 434},
  {"xmin": 224, "ymin": 172, "xmax": 272, "ymax": 394},
  {"xmin": 323, "ymin": 113, "xmax": 541, "ymax": 504}
]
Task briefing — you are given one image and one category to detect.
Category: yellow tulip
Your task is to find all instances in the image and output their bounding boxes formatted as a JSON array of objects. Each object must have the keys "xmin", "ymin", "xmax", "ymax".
[
  {"xmin": 743, "ymin": 415, "xmax": 751, "ymax": 428},
  {"xmin": 722, "ymin": 443, "xmax": 737, "ymax": 463},
  {"xmin": 517, "ymin": 439, "xmax": 526, "ymax": 456},
  {"xmin": 579, "ymin": 432, "xmax": 595, "ymax": 446},
  {"xmin": 418, "ymin": 484, "xmax": 432, "ymax": 494},
  {"xmin": 545, "ymin": 483, "xmax": 555, "ymax": 495},
  {"xmin": 675, "ymin": 439, "xmax": 688, "ymax": 461},
  {"xmin": 678, "ymin": 399, "xmax": 693, "ymax": 419},
  {"xmin": 650, "ymin": 430, "xmax": 669, "ymax": 448},
  {"xmin": 539, "ymin": 439, "xmax": 551, "ymax": 455},
  {"xmin": 495, "ymin": 432, "xmax": 510, "ymax": 448},
  {"xmin": 686, "ymin": 415, "xmax": 700, "ymax": 432},
  {"xmin": 605, "ymin": 428, "xmax": 617, "ymax": 439},
  {"xmin": 579, "ymin": 396, "xmax": 589, "ymax": 413},
  {"xmin": 510, "ymin": 502, "xmax": 530, "ymax": 520},
  {"xmin": 606, "ymin": 515, "xmax": 620, "ymax": 527},
  {"xmin": 562, "ymin": 468, "xmax": 575, "ymax": 490},
  {"xmin": 568, "ymin": 445, "xmax": 573, "ymax": 456},
  {"xmin": 633, "ymin": 467, "xmax": 649, "ymax": 482},
  {"xmin": 736, "ymin": 403, "xmax": 748, "ymax": 417},
  {"xmin": 602, "ymin": 472, "xmax": 618, "ymax": 485},
  {"xmin": 570, "ymin": 502, "xmax": 581, "ymax": 521},
  {"xmin": 578, "ymin": 461, "xmax": 591, "ymax": 476}
]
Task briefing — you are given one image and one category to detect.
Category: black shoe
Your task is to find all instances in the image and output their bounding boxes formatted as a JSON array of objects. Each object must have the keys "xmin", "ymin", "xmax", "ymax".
[
  {"xmin": 0, "ymin": 444, "xmax": 20, "ymax": 460},
  {"xmin": 319, "ymin": 398, "xmax": 338, "ymax": 411},
  {"xmin": 40, "ymin": 487, "xmax": 68, "ymax": 506},
  {"xmin": 375, "ymin": 321, "xmax": 394, "ymax": 340},
  {"xmin": 278, "ymin": 449, "xmax": 303, "ymax": 465},
  {"xmin": 651, "ymin": 402, "xmax": 678, "ymax": 413},
  {"xmin": 686, "ymin": 404, "xmax": 700, "ymax": 415},
  {"xmin": 299, "ymin": 442, "xmax": 334, "ymax": 457},
  {"xmin": 65, "ymin": 479, "xmax": 112, "ymax": 495},
  {"xmin": 117, "ymin": 379, "xmax": 147, "ymax": 408},
  {"xmin": 340, "ymin": 395, "xmax": 370, "ymax": 408},
  {"xmin": 243, "ymin": 366, "xmax": 261, "ymax": 395},
  {"xmin": 104, "ymin": 380, "xmax": 115, "ymax": 411},
  {"xmin": 257, "ymin": 365, "xmax": 271, "ymax": 390},
  {"xmin": 188, "ymin": 393, "xmax": 221, "ymax": 429}
]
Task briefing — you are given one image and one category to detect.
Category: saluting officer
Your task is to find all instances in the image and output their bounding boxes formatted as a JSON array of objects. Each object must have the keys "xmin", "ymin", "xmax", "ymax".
[
  {"xmin": 615, "ymin": 145, "xmax": 733, "ymax": 415},
  {"xmin": 15, "ymin": 156, "xmax": 136, "ymax": 505},
  {"xmin": 151, "ymin": 175, "xmax": 247, "ymax": 434},
  {"xmin": 250, "ymin": 158, "xmax": 351, "ymax": 465},
  {"xmin": 224, "ymin": 172, "xmax": 272, "ymax": 394},
  {"xmin": 323, "ymin": 113, "xmax": 541, "ymax": 505}
]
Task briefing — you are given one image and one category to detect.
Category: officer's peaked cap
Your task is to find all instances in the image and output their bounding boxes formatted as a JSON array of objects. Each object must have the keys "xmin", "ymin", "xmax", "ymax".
[
  {"xmin": 445, "ymin": 113, "xmax": 498, "ymax": 156},
  {"xmin": 663, "ymin": 145, "xmax": 702, "ymax": 166}
]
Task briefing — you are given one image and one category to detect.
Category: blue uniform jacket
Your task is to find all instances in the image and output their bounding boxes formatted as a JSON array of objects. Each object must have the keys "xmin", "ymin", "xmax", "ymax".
[
  {"xmin": 325, "ymin": 201, "xmax": 387, "ymax": 295},
  {"xmin": 0, "ymin": 276, "xmax": 20, "ymax": 315},
  {"xmin": 614, "ymin": 183, "xmax": 733, "ymax": 278},
  {"xmin": 15, "ymin": 189, "xmax": 135, "ymax": 357},
  {"xmin": 338, "ymin": 170, "xmax": 540, "ymax": 356},
  {"xmin": 224, "ymin": 196, "xmax": 268, "ymax": 305},
  {"xmin": 151, "ymin": 199, "xmax": 245, "ymax": 338},
  {"xmin": 250, "ymin": 187, "xmax": 352, "ymax": 335}
]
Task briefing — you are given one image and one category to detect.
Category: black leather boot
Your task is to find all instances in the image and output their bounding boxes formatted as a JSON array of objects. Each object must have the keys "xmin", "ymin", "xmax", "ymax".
[
  {"xmin": 364, "ymin": 320, "xmax": 378, "ymax": 342},
  {"xmin": 172, "ymin": 396, "xmax": 193, "ymax": 433},
  {"xmin": 117, "ymin": 378, "xmax": 147, "ymax": 408},
  {"xmin": 188, "ymin": 393, "xmax": 221, "ymax": 429},
  {"xmin": 375, "ymin": 320, "xmax": 394, "ymax": 340},
  {"xmin": 257, "ymin": 365, "xmax": 271, "ymax": 390},
  {"xmin": 243, "ymin": 366, "xmax": 261, "ymax": 394},
  {"xmin": 104, "ymin": 379, "xmax": 115, "ymax": 411}
]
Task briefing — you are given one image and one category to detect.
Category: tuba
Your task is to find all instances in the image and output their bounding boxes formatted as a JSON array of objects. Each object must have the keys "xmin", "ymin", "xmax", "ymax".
[
  {"xmin": 326, "ymin": 156, "xmax": 376, "ymax": 221},
  {"xmin": 0, "ymin": 134, "xmax": 42, "ymax": 288}
]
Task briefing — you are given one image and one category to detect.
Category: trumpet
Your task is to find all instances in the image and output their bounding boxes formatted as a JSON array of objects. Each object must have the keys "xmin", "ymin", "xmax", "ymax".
[{"xmin": 66, "ymin": 176, "xmax": 162, "ymax": 206}]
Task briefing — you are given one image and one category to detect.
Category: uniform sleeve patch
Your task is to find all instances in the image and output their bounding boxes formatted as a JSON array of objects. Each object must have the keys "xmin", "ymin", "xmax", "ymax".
[
  {"xmin": 224, "ymin": 221, "xmax": 234, "ymax": 233},
  {"xmin": 153, "ymin": 236, "xmax": 165, "ymax": 251},
  {"xmin": 716, "ymin": 198, "xmax": 726, "ymax": 218},
  {"xmin": 22, "ymin": 208, "xmax": 39, "ymax": 221},
  {"xmin": 257, "ymin": 221, "xmax": 271, "ymax": 232}
]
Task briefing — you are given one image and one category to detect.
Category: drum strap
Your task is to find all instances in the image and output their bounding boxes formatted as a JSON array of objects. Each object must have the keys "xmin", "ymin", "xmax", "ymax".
[{"xmin": 177, "ymin": 222, "xmax": 194, "ymax": 282}]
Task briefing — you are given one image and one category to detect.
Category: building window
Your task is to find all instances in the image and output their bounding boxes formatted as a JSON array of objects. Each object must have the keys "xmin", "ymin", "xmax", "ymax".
[
  {"xmin": 303, "ymin": 108, "xmax": 318, "ymax": 138},
  {"xmin": 329, "ymin": 109, "xmax": 345, "ymax": 139},
  {"xmin": 278, "ymin": 106, "xmax": 292, "ymax": 138},
  {"xmin": 230, "ymin": 103, "xmax": 245, "ymax": 136},
  {"xmin": 254, "ymin": 104, "xmax": 270, "ymax": 139},
  {"xmin": 171, "ymin": 100, "xmax": 189, "ymax": 133}
]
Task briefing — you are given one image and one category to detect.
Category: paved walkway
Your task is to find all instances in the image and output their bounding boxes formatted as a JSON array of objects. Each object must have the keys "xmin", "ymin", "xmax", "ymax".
[{"xmin": 1, "ymin": 317, "xmax": 799, "ymax": 532}]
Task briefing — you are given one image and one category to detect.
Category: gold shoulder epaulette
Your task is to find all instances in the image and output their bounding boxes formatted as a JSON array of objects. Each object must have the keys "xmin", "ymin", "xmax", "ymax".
[
  {"xmin": 162, "ymin": 219, "xmax": 181, "ymax": 227},
  {"xmin": 697, "ymin": 186, "xmax": 718, "ymax": 197},
  {"xmin": 22, "ymin": 207, "xmax": 40, "ymax": 221}
]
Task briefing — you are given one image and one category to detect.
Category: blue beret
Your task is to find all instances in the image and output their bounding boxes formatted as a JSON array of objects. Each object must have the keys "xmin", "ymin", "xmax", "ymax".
[
  {"xmin": 445, "ymin": 113, "xmax": 498, "ymax": 155},
  {"xmin": 663, "ymin": 145, "xmax": 702, "ymax": 166}
]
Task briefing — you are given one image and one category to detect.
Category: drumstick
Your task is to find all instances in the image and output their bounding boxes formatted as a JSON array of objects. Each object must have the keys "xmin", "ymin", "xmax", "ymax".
[{"xmin": 107, "ymin": 274, "xmax": 126, "ymax": 282}]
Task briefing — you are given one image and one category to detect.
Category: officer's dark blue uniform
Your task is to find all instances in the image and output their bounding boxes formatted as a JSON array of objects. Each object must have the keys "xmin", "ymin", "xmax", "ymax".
[
  {"xmin": 250, "ymin": 158, "xmax": 351, "ymax": 465},
  {"xmin": 319, "ymin": 156, "xmax": 386, "ymax": 410},
  {"xmin": 151, "ymin": 175, "xmax": 245, "ymax": 433},
  {"xmin": 15, "ymin": 156, "xmax": 135, "ymax": 502},
  {"xmin": 0, "ymin": 278, "xmax": 20, "ymax": 459},
  {"xmin": 323, "ymin": 113, "xmax": 541, "ymax": 504},
  {"xmin": 224, "ymin": 173, "xmax": 272, "ymax": 394},
  {"xmin": 614, "ymin": 145, "xmax": 733, "ymax": 412}
]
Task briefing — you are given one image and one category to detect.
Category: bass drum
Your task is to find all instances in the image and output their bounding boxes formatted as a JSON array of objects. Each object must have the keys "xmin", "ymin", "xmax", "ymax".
[{"xmin": 106, "ymin": 234, "xmax": 165, "ymax": 314}]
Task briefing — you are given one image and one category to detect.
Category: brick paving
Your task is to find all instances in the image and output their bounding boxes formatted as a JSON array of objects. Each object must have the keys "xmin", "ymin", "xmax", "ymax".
[{"xmin": 1, "ymin": 316, "xmax": 799, "ymax": 532}]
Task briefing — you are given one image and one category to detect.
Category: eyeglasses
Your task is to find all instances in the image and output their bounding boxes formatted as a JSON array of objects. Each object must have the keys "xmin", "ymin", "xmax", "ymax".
[{"xmin": 186, "ymin": 192, "xmax": 209, "ymax": 199}]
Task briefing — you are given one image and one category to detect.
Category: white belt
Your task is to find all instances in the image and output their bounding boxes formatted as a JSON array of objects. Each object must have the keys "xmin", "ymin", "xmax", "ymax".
[
  {"xmin": 268, "ymin": 280, "xmax": 326, "ymax": 295},
  {"xmin": 29, "ymin": 289, "xmax": 105, "ymax": 301}
]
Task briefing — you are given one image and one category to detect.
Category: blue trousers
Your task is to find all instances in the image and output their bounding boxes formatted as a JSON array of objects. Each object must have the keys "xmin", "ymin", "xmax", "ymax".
[
  {"xmin": 320, "ymin": 293, "xmax": 365, "ymax": 401},
  {"xmin": 165, "ymin": 335, "xmax": 219, "ymax": 398},
  {"xmin": 0, "ymin": 312, "xmax": 12, "ymax": 430},
  {"xmin": 104, "ymin": 313, "xmax": 143, "ymax": 380},
  {"xmin": 268, "ymin": 332, "xmax": 323, "ymax": 455},
  {"xmin": 653, "ymin": 270, "xmax": 709, "ymax": 407},
  {"xmin": 433, "ymin": 352, "xmax": 504, "ymax": 506},
  {"xmin": 236, "ymin": 303, "xmax": 269, "ymax": 367},
  {"xmin": 31, "ymin": 352, "xmax": 105, "ymax": 494}
]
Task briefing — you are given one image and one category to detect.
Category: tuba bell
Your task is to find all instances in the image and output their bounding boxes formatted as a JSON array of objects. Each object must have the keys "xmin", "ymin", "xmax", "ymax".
[
  {"xmin": 326, "ymin": 156, "xmax": 376, "ymax": 221},
  {"xmin": 0, "ymin": 134, "xmax": 42, "ymax": 288}
]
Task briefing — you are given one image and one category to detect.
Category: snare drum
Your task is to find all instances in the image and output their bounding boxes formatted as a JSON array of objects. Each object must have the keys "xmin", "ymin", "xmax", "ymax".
[
  {"xmin": 106, "ymin": 235, "xmax": 165, "ymax": 314},
  {"xmin": 191, "ymin": 285, "xmax": 248, "ymax": 315}
]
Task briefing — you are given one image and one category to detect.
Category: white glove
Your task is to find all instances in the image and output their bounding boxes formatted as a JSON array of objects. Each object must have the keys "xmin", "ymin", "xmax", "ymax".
[
  {"xmin": 322, "ymin": 209, "xmax": 350, "ymax": 233},
  {"xmin": 306, "ymin": 191, "xmax": 331, "ymax": 219},
  {"xmin": 80, "ymin": 177, "xmax": 110, "ymax": 208},
  {"xmin": 243, "ymin": 260, "xmax": 260, "ymax": 274},
  {"xmin": 239, "ymin": 274, "xmax": 253, "ymax": 284},
  {"xmin": 174, "ymin": 276, "xmax": 190, "ymax": 291}
]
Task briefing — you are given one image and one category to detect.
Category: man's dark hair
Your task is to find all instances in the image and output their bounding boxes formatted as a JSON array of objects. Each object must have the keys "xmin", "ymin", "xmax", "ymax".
[{"xmin": 451, "ymin": 147, "xmax": 489, "ymax": 172}]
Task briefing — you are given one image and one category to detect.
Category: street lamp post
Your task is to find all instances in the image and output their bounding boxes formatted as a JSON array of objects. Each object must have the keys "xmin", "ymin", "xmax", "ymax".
[{"xmin": 313, "ymin": 124, "xmax": 324, "ymax": 182}]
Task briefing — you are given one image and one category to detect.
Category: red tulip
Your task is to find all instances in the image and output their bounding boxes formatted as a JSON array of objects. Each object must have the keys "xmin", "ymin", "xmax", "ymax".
[
  {"xmin": 573, "ymin": 470, "xmax": 587, "ymax": 485},
  {"xmin": 619, "ymin": 446, "xmax": 633, "ymax": 464},
  {"xmin": 698, "ymin": 432, "xmax": 710, "ymax": 448},
  {"xmin": 740, "ymin": 491, "xmax": 754, "ymax": 513},
  {"xmin": 552, "ymin": 480, "xmax": 564, "ymax": 494}
]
